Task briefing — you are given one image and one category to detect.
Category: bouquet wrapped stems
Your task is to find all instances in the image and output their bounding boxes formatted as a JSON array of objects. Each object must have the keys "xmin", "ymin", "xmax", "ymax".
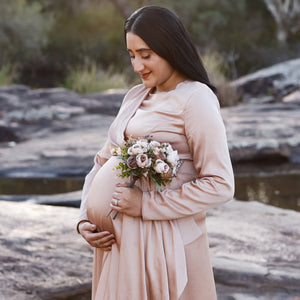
[{"xmin": 106, "ymin": 176, "xmax": 138, "ymax": 219}]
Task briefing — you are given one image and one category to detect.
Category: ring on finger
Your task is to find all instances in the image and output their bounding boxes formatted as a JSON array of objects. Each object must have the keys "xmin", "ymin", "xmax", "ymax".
[
  {"xmin": 114, "ymin": 199, "xmax": 119, "ymax": 206},
  {"xmin": 96, "ymin": 241, "xmax": 100, "ymax": 247}
]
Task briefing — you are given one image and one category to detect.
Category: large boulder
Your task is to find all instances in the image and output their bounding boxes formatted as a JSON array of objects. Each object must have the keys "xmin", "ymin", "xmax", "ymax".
[
  {"xmin": 232, "ymin": 58, "xmax": 300, "ymax": 102},
  {"xmin": 222, "ymin": 97, "xmax": 300, "ymax": 164},
  {"xmin": 0, "ymin": 85, "xmax": 126, "ymax": 143}
]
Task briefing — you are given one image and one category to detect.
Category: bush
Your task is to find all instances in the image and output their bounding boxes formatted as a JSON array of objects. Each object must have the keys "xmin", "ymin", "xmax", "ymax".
[
  {"xmin": 202, "ymin": 52, "xmax": 240, "ymax": 107},
  {"xmin": 0, "ymin": 0, "xmax": 52, "ymax": 66},
  {"xmin": 64, "ymin": 64, "xmax": 129, "ymax": 94},
  {"xmin": 0, "ymin": 64, "xmax": 18, "ymax": 86},
  {"xmin": 40, "ymin": 1, "xmax": 126, "ymax": 87}
]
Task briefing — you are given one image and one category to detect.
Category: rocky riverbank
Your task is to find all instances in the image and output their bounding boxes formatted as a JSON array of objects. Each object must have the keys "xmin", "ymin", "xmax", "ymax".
[
  {"xmin": 0, "ymin": 199, "xmax": 299, "ymax": 300},
  {"xmin": 0, "ymin": 59, "xmax": 299, "ymax": 177}
]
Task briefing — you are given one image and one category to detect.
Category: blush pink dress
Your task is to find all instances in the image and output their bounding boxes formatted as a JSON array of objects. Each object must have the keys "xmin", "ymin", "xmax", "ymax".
[{"xmin": 78, "ymin": 80, "xmax": 234, "ymax": 300}]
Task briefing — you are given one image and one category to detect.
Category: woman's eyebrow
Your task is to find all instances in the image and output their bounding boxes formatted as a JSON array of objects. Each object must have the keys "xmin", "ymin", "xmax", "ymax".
[{"xmin": 127, "ymin": 48, "xmax": 152, "ymax": 52}]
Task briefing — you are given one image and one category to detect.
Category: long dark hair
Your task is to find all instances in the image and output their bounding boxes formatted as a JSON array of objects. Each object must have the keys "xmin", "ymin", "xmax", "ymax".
[{"xmin": 124, "ymin": 5, "xmax": 216, "ymax": 93}]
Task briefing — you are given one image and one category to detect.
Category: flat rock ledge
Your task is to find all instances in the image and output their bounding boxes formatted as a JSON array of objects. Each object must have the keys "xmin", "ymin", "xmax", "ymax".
[{"xmin": 0, "ymin": 200, "xmax": 299, "ymax": 300}]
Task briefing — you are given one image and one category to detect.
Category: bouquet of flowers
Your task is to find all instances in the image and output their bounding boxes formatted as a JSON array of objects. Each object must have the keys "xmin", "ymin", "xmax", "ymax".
[{"xmin": 107, "ymin": 136, "xmax": 182, "ymax": 219}]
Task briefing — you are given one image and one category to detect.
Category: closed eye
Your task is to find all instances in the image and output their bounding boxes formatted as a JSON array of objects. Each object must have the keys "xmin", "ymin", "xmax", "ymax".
[{"xmin": 129, "ymin": 54, "xmax": 151, "ymax": 61}]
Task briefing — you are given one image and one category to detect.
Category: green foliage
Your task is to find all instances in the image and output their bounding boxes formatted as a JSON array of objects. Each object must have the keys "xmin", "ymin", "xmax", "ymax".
[
  {"xmin": 169, "ymin": 0, "xmax": 281, "ymax": 77},
  {"xmin": 0, "ymin": 0, "xmax": 299, "ymax": 89},
  {"xmin": 40, "ymin": 1, "xmax": 126, "ymax": 87},
  {"xmin": 202, "ymin": 52, "xmax": 240, "ymax": 107},
  {"xmin": 64, "ymin": 63, "xmax": 128, "ymax": 94},
  {"xmin": 0, "ymin": 64, "xmax": 18, "ymax": 86},
  {"xmin": 0, "ymin": 0, "xmax": 53, "ymax": 65}
]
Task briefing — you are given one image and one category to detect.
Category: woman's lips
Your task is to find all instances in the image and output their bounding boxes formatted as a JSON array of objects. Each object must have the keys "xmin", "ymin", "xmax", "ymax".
[{"xmin": 141, "ymin": 72, "xmax": 151, "ymax": 80}]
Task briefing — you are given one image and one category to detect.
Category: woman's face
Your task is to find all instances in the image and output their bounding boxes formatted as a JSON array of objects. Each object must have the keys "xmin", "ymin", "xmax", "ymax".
[{"xmin": 126, "ymin": 32, "xmax": 182, "ymax": 93}]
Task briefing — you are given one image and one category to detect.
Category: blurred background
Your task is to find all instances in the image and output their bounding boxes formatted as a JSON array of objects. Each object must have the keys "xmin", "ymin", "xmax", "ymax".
[{"xmin": 0, "ymin": 0, "xmax": 299, "ymax": 95}]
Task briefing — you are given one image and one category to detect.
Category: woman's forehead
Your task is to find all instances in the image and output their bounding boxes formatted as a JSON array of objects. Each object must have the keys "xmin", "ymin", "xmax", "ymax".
[{"xmin": 126, "ymin": 32, "xmax": 150, "ymax": 50}]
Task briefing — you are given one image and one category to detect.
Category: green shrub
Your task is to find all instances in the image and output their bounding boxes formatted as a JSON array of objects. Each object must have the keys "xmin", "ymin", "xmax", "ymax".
[
  {"xmin": 0, "ymin": 0, "xmax": 52, "ymax": 65},
  {"xmin": 0, "ymin": 64, "xmax": 18, "ymax": 86},
  {"xmin": 202, "ymin": 52, "xmax": 240, "ymax": 107},
  {"xmin": 64, "ymin": 64, "xmax": 129, "ymax": 94}
]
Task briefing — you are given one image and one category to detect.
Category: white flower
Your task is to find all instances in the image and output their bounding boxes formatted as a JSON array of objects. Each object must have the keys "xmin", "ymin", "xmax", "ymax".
[
  {"xmin": 167, "ymin": 150, "xmax": 179, "ymax": 167},
  {"xmin": 153, "ymin": 147, "xmax": 160, "ymax": 156},
  {"xmin": 154, "ymin": 159, "xmax": 170, "ymax": 174},
  {"xmin": 128, "ymin": 144, "xmax": 144, "ymax": 155},
  {"xmin": 116, "ymin": 147, "xmax": 122, "ymax": 156},
  {"xmin": 111, "ymin": 147, "xmax": 122, "ymax": 156},
  {"xmin": 136, "ymin": 140, "xmax": 149, "ymax": 151},
  {"xmin": 149, "ymin": 140, "xmax": 161, "ymax": 149},
  {"xmin": 162, "ymin": 143, "xmax": 173, "ymax": 154},
  {"xmin": 136, "ymin": 154, "xmax": 151, "ymax": 168}
]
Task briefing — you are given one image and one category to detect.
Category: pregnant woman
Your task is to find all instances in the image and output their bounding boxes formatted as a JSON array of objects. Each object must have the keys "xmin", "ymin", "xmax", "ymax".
[{"xmin": 77, "ymin": 5, "xmax": 234, "ymax": 300}]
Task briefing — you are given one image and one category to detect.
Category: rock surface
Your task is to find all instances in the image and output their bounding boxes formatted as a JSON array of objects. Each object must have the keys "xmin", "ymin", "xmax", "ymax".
[
  {"xmin": 0, "ymin": 199, "xmax": 299, "ymax": 300},
  {"xmin": 0, "ymin": 200, "xmax": 92, "ymax": 300},
  {"xmin": 208, "ymin": 200, "xmax": 300, "ymax": 299},
  {"xmin": 1, "ymin": 58, "xmax": 300, "ymax": 174},
  {"xmin": 0, "ymin": 85, "xmax": 126, "ymax": 143},
  {"xmin": 1, "ymin": 90, "xmax": 300, "ymax": 177},
  {"xmin": 223, "ymin": 99, "xmax": 300, "ymax": 165},
  {"xmin": 232, "ymin": 58, "xmax": 300, "ymax": 101}
]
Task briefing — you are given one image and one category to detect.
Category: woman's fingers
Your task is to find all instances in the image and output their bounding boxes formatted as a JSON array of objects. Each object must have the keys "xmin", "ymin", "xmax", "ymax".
[
  {"xmin": 94, "ymin": 233, "xmax": 116, "ymax": 250},
  {"xmin": 79, "ymin": 224, "xmax": 116, "ymax": 250}
]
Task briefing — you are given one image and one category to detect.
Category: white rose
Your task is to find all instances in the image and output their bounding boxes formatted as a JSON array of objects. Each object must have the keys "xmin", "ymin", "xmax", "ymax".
[
  {"xmin": 167, "ymin": 150, "xmax": 179, "ymax": 166},
  {"xmin": 128, "ymin": 144, "xmax": 144, "ymax": 155},
  {"xmin": 136, "ymin": 140, "xmax": 148, "ymax": 151},
  {"xmin": 136, "ymin": 154, "xmax": 151, "ymax": 168},
  {"xmin": 153, "ymin": 147, "xmax": 160, "ymax": 156},
  {"xmin": 162, "ymin": 143, "xmax": 173, "ymax": 154},
  {"xmin": 154, "ymin": 159, "xmax": 170, "ymax": 174},
  {"xmin": 127, "ymin": 146, "xmax": 133, "ymax": 155},
  {"xmin": 149, "ymin": 140, "xmax": 161, "ymax": 149}
]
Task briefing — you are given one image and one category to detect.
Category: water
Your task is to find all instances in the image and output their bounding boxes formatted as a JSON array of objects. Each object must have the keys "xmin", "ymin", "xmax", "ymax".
[
  {"xmin": 0, "ymin": 177, "xmax": 83, "ymax": 195},
  {"xmin": 0, "ymin": 173, "xmax": 299, "ymax": 211},
  {"xmin": 234, "ymin": 173, "xmax": 300, "ymax": 211}
]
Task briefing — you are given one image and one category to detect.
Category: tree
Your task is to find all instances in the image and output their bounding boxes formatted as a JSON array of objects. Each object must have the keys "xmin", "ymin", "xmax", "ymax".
[{"xmin": 262, "ymin": 0, "xmax": 300, "ymax": 44}]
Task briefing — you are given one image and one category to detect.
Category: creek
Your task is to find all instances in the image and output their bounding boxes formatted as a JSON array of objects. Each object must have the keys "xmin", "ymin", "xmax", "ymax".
[{"xmin": 0, "ymin": 169, "xmax": 299, "ymax": 212}]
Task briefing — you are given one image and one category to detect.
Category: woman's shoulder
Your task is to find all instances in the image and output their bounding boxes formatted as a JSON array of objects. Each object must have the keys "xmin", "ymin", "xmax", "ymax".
[
  {"xmin": 179, "ymin": 80, "xmax": 215, "ymax": 97},
  {"xmin": 177, "ymin": 80, "xmax": 220, "ymax": 110}
]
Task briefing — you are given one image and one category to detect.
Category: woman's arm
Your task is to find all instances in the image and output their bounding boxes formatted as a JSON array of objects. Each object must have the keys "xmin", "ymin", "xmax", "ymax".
[{"xmin": 141, "ymin": 86, "xmax": 234, "ymax": 220}]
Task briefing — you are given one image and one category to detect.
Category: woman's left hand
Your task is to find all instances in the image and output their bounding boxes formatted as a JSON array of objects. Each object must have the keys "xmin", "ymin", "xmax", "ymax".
[{"xmin": 111, "ymin": 183, "xmax": 143, "ymax": 217}]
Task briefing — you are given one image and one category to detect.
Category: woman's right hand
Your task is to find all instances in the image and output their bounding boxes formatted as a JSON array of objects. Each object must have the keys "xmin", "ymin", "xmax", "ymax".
[{"xmin": 78, "ymin": 221, "xmax": 115, "ymax": 251}]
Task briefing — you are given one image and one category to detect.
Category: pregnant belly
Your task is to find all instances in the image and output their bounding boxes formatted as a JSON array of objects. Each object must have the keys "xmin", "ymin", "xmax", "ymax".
[{"xmin": 87, "ymin": 156, "xmax": 125, "ymax": 234}]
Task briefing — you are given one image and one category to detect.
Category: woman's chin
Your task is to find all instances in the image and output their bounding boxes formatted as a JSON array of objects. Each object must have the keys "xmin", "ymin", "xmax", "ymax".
[{"xmin": 142, "ymin": 80, "xmax": 155, "ymax": 89}]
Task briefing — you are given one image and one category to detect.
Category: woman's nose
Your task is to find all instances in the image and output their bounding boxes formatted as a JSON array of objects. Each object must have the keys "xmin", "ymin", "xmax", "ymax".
[{"xmin": 132, "ymin": 58, "xmax": 144, "ymax": 73}]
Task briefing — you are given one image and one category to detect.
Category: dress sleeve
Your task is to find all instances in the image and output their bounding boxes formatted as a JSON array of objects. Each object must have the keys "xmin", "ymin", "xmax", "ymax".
[
  {"xmin": 77, "ymin": 140, "xmax": 110, "ymax": 224},
  {"xmin": 142, "ymin": 86, "xmax": 234, "ymax": 220}
]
